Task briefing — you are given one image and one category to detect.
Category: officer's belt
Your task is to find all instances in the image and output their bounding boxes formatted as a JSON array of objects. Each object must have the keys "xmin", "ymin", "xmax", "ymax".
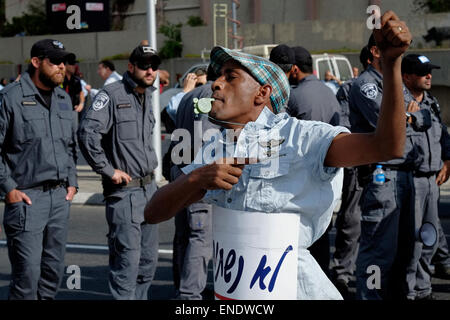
[
  {"xmin": 368, "ymin": 164, "xmax": 414, "ymax": 172},
  {"xmin": 118, "ymin": 173, "xmax": 154, "ymax": 188},
  {"xmin": 414, "ymin": 171, "xmax": 438, "ymax": 178},
  {"xmin": 18, "ymin": 179, "xmax": 68, "ymax": 192}
]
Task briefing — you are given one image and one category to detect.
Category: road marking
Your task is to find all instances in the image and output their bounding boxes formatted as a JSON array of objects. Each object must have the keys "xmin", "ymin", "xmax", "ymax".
[{"xmin": 0, "ymin": 240, "xmax": 173, "ymax": 255}]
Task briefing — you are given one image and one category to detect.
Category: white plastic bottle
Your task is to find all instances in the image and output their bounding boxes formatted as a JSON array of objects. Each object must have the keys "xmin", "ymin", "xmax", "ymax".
[{"xmin": 373, "ymin": 165, "xmax": 386, "ymax": 185}]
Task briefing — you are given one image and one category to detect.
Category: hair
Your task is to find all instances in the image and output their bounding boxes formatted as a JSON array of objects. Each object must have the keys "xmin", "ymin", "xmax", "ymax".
[
  {"xmin": 297, "ymin": 63, "xmax": 313, "ymax": 74},
  {"xmin": 27, "ymin": 63, "xmax": 37, "ymax": 76},
  {"xmin": 100, "ymin": 60, "xmax": 115, "ymax": 71},
  {"xmin": 359, "ymin": 46, "xmax": 372, "ymax": 69},
  {"xmin": 194, "ymin": 68, "xmax": 207, "ymax": 77},
  {"xmin": 206, "ymin": 65, "xmax": 219, "ymax": 82}
]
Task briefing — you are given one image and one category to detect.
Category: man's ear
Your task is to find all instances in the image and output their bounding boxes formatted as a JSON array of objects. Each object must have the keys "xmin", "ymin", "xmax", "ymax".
[
  {"xmin": 371, "ymin": 46, "xmax": 381, "ymax": 59},
  {"xmin": 127, "ymin": 62, "xmax": 134, "ymax": 73},
  {"xmin": 31, "ymin": 57, "xmax": 41, "ymax": 69},
  {"xmin": 255, "ymin": 84, "xmax": 272, "ymax": 106}
]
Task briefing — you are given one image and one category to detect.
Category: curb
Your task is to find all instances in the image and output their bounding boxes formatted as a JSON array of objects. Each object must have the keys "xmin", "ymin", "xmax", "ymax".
[{"xmin": 72, "ymin": 192, "xmax": 105, "ymax": 205}]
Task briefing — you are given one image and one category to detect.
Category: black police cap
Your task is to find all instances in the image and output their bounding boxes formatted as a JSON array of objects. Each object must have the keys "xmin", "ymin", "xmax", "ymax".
[
  {"xmin": 292, "ymin": 46, "xmax": 312, "ymax": 68},
  {"xmin": 401, "ymin": 54, "xmax": 440, "ymax": 76},
  {"xmin": 31, "ymin": 39, "xmax": 75, "ymax": 63},
  {"xmin": 270, "ymin": 44, "xmax": 295, "ymax": 65},
  {"xmin": 129, "ymin": 45, "xmax": 161, "ymax": 70}
]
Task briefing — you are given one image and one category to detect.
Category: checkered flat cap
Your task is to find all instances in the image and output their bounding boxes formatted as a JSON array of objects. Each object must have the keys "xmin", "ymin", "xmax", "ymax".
[{"xmin": 210, "ymin": 46, "xmax": 290, "ymax": 113}]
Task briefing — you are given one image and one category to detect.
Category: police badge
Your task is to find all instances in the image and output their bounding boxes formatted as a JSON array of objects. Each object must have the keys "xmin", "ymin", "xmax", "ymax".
[
  {"xmin": 92, "ymin": 92, "xmax": 110, "ymax": 111},
  {"xmin": 360, "ymin": 83, "xmax": 379, "ymax": 100}
]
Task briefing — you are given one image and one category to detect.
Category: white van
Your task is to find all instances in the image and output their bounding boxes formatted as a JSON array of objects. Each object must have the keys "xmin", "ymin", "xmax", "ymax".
[{"xmin": 241, "ymin": 44, "xmax": 354, "ymax": 82}]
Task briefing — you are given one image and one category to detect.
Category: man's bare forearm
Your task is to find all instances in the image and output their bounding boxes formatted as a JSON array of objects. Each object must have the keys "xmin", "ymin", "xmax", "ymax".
[
  {"xmin": 144, "ymin": 172, "xmax": 206, "ymax": 224},
  {"xmin": 373, "ymin": 56, "xmax": 405, "ymax": 160}
]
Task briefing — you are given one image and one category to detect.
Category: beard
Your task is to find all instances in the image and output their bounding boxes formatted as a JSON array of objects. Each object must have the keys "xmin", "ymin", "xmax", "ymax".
[
  {"xmin": 131, "ymin": 70, "xmax": 155, "ymax": 88},
  {"xmin": 38, "ymin": 66, "xmax": 65, "ymax": 88}
]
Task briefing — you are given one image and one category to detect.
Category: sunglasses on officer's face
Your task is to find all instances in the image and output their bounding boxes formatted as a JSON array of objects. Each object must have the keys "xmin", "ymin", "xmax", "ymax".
[
  {"xmin": 39, "ymin": 56, "xmax": 67, "ymax": 66},
  {"xmin": 135, "ymin": 63, "xmax": 159, "ymax": 71}
]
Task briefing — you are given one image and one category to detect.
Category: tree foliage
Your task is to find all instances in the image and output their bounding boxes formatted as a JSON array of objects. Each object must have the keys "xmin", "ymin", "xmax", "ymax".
[
  {"xmin": 1, "ymin": 0, "xmax": 50, "ymax": 37},
  {"xmin": 414, "ymin": 0, "xmax": 450, "ymax": 13},
  {"xmin": 158, "ymin": 22, "xmax": 183, "ymax": 60}
]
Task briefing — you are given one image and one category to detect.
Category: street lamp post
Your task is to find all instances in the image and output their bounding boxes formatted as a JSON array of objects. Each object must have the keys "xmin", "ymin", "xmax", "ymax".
[{"xmin": 147, "ymin": 0, "xmax": 163, "ymax": 182}]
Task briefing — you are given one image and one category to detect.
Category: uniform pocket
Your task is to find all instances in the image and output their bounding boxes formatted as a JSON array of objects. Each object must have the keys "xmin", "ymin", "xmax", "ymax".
[
  {"xmin": 57, "ymin": 111, "xmax": 74, "ymax": 139},
  {"xmin": 22, "ymin": 110, "xmax": 47, "ymax": 141},
  {"xmin": 130, "ymin": 193, "xmax": 145, "ymax": 224},
  {"xmin": 246, "ymin": 159, "xmax": 294, "ymax": 212},
  {"xmin": 116, "ymin": 110, "xmax": 138, "ymax": 141},
  {"xmin": 106, "ymin": 195, "xmax": 131, "ymax": 225},
  {"xmin": 360, "ymin": 180, "xmax": 395, "ymax": 222},
  {"xmin": 188, "ymin": 203, "xmax": 211, "ymax": 232},
  {"xmin": 3, "ymin": 202, "xmax": 27, "ymax": 236}
]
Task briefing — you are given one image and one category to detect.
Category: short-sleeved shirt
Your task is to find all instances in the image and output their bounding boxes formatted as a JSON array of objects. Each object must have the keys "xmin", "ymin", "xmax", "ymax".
[{"xmin": 182, "ymin": 107, "xmax": 349, "ymax": 299}]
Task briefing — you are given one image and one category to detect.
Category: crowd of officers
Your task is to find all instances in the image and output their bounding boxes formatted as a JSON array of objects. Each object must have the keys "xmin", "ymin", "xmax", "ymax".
[
  {"xmin": 268, "ymin": 37, "xmax": 450, "ymax": 300},
  {"xmin": 0, "ymin": 34, "xmax": 449, "ymax": 300}
]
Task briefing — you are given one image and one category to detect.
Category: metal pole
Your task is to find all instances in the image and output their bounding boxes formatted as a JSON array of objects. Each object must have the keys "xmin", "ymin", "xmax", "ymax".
[
  {"xmin": 232, "ymin": 1, "xmax": 238, "ymax": 49},
  {"xmin": 147, "ymin": 0, "xmax": 163, "ymax": 182},
  {"xmin": 213, "ymin": 4, "xmax": 217, "ymax": 46},
  {"xmin": 224, "ymin": 4, "xmax": 228, "ymax": 48}
]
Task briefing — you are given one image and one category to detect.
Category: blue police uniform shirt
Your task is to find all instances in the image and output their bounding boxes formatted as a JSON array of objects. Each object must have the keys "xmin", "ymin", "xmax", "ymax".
[
  {"xmin": 182, "ymin": 106, "xmax": 349, "ymax": 299},
  {"xmin": 404, "ymin": 88, "xmax": 450, "ymax": 172},
  {"xmin": 349, "ymin": 65, "xmax": 418, "ymax": 167}
]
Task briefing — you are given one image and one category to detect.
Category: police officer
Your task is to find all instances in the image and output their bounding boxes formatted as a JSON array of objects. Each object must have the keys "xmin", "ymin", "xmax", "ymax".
[
  {"xmin": 78, "ymin": 45, "xmax": 161, "ymax": 300},
  {"xmin": 0, "ymin": 39, "xmax": 78, "ymax": 299},
  {"xmin": 170, "ymin": 66, "xmax": 219, "ymax": 299},
  {"xmin": 351, "ymin": 35, "xmax": 417, "ymax": 300},
  {"xmin": 331, "ymin": 46, "xmax": 372, "ymax": 297},
  {"xmin": 286, "ymin": 46, "xmax": 341, "ymax": 125},
  {"xmin": 402, "ymin": 54, "xmax": 450, "ymax": 299}
]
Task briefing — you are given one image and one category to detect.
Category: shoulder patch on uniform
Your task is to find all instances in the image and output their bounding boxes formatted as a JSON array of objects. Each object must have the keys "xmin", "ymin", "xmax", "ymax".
[
  {"xmin": 92, "ymin": 92, "xmax": 110, "ymax": 111},
  {"xmin": 360, "ymin": 83, "xmax": 378, "ymax": 100}
]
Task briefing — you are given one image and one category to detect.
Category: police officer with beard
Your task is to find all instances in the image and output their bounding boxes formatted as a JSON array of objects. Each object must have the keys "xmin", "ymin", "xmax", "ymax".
[
  {"xmin": 0, "ymin": 39, "xmax": 78, "ymax": 299},
  {"xmin": 78, "ymin": 45, "xmax": 161, "ymax": 300}
]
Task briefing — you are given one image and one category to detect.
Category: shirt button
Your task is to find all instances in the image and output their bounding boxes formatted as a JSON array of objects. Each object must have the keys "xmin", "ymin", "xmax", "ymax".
[{"xmin": 227, "ymin": 198, "xmax": 232, "ymax": 203}]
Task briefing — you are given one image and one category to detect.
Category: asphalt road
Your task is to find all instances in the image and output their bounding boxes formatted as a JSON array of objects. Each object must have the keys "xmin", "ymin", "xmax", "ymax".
[{"xmin": 0, "ymin": 202, "xmax": 449, "ymax": 300}]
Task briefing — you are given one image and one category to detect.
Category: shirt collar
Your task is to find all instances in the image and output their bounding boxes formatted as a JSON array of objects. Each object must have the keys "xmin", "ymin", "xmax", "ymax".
[
  {"xmin": 243, "ymin": 106, "xmax": 287, "ymax": 132},
  {"xmin": 367, "ymin": 65, "xmax": 383, "ymax": 82},
  {"xmin": 122, "ymin": 71, "xmax": 156, "ymax": 94},
  {"xmin": 20, "ymin": 72, "xmax": 40, "ymax": 97}
]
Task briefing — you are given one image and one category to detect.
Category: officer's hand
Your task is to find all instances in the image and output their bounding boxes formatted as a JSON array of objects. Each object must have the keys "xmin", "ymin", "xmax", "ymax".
[
  {"xmin": 111, "ymin": 169, "xmax": 132, "ymax": 185},
  {"xmin": 190, "ymin": 158, "xmax": 256, "ymax": 191},
  {"xmin": 85, "ymin": 84, "xmax": 92, "ymax": 92},
  {"xmin": 436, "ymin": 160, "xmax": 450, "ymax": 186},
  {"xmin": 373, "ymin": 11, "xmax": 412, "ymax": 62},
  {"xmin": 183, "ymin": 73, "xmax": 197, "ymax": 93},
  {"xmin": 74, "ymin": 104, "xmax": 84, "ymax": 112},
  {"xmin": 407, "ymin": 101, "xmax": 420, "ymax": 113},
  {"xmin": 66, "ymin": 186, "xmax": 77, "ymax": 201},
  {"xmin": 5, "ymin": 189, "xmax": 32, "ymax": 205}
]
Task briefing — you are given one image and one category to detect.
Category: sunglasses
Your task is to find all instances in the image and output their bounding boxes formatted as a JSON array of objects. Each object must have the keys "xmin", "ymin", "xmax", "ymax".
[
  {"xmin": 40, "ymin": 56, "xmax": 67, "ymax": 66},
  {"xmin": 135, "ymin": 62, "xmax": 159, "ymax": 71}
]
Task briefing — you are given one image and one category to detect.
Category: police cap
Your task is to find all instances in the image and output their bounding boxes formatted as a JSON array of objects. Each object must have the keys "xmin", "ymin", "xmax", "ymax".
[
  {"xmin": 31, "ymin": 39, "xmax": 75, "ymax": 65},
  {"xmin": 129, "ymin": 45, "xmax": 161, "ymax": 71},
  {"xmin": 401, "ymin": 54, "xmax": 441, "ymax": 76}
]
